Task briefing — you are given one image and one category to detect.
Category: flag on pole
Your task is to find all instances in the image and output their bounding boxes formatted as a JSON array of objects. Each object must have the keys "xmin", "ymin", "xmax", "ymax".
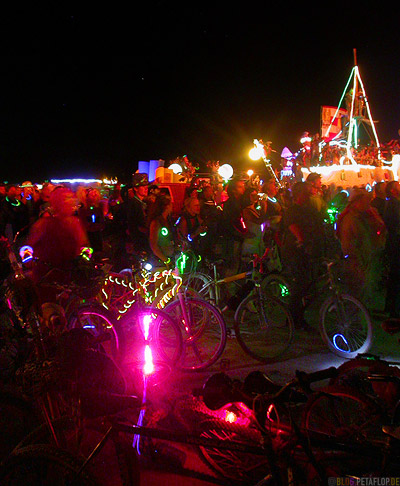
[{"xmin": 321, "ymin": 106, "xmax": 347, "ymax": 140}]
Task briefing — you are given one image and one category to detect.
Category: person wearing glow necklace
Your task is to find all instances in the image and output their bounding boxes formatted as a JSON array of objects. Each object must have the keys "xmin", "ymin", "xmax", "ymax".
[
  {"xmin": 177, "ymin": 197, "xmax": 207, "ymax": 254},
  {"xmin": 261, "ymin": 177, "xmax": 284, "ymax": 245},
  {"xmin": 147, "ymin": 195, "xmax": 175, "ymax": 267},
  {"xmin": 0, "ymin": 184, "xmax": 29, "ymax": 243},
  {"xmin": 241, "ymin": 186, "xmax": 267, "ymax": 266}
]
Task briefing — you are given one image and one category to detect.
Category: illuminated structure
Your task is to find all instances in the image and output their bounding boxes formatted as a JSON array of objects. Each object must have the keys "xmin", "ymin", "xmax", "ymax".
[
  {"xmin": 302, "ymin": 50, "xmax": 398, "ymax": 186},
  {"xmin": 321, "ymin": 49, "xmax": 381, "ymax": 165}
]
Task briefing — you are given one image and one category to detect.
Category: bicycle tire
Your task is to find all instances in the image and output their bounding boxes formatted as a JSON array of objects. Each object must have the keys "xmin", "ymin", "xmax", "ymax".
[
  {"xmin": 0, "ymin": 443, "xmax": 98, "ymax": 486},
  {"xmin": 182, "ymin": 272, "xmax": 215, "ymax": 301},
  {"xmin": 67, "ymin": 304, "xmax": 126, "ymax": 362},
  {"xmin": 261, "ymin": 272, "xmax": 292, "ymax": 306},
  {"xmin": 164, "ymin": 297, "xmax": 227, "ymax": 371},
  {"xmin": 319, "ymin": 294, "xmax": 373, "ymax": 358},
  {"xmin": 301, "ymin": 385, "xmax": 385, "ymax": 444},
  {"xmin": 121, "ymin": 306, "xmax": 183, "ymax": 366},
  {"xmin": 196, "ymin": 418, "xmax": 268, "ymax": 483},
  {"xmin": 0, "ymin": 392, "xmax": 40, "ymax": 460},
  {"xmin": 234, "ymin": 293, "xmax": 294, "ymax": 363}
]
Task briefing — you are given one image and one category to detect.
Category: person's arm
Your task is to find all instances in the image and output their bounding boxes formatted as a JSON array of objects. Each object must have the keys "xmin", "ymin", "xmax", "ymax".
[{"xmin": 288, "ymin": 223, "xmax": 304, "ymax": 246}]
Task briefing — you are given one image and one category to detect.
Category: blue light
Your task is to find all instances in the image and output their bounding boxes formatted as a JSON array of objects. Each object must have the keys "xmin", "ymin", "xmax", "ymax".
[{"xmin": 332, "ymin": 333, "xmax": 350, "ymax": 353}]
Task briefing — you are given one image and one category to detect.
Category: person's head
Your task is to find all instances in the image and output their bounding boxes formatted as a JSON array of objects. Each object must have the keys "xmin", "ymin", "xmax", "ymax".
[
  {"xmin": 386, "ymin": 180, "xmax": 400, "ymax": 200},
  {"xmin": 373, "ymin": 181, "xmax": 387, "ymax": 199},
  {"xmin": 40, "ymin": 182, "xmax": 55, "ymax": 202},
  {"xmin": 348, "ymin": 191, "xmax": 372, "ymax": 212},
  {"xmin": 5, "ymin": 184, "xmax": 18, "ymax": 201},
  {"xmin": 148, "ymin": 194, "xmax": 172, "ymax": 222},
  {"xmin": 86, "ymin": 187, "xmax": 101, "ymax": 207},
  {"xmin": 132, "ymin": 173, "xmax": 149, "ymax": 200},
  {"xmin": 50, "ymin": 187, "xmax": 77, "ymax": 217},
  {"xmin": 200, "ymin": 184, "xmax": 214, "ymax": 201},
  {"xmin": 184, "ymin": 197, "xmax": 201, "ymax": 216},
  {"xmin": 306, "ymin": 172, "xmax": 322, "ymax": 193},
  {"xmin": 227, "ymin": 179, "xmax": 245, "ymax": 199},
  {"xmin": 291, "ymin": 182, "xmax": 310, "ymax": 205},
  {"xmin": 21, "ymin": 181, "xmax": 34, "ymax": 198},
  {"xmin": 262, "ymin": 178, "xmax": 278, "ymax": 197},
  {"xmin": 242, "ymin": 187, "xmax": 258, "ymax": 208}
]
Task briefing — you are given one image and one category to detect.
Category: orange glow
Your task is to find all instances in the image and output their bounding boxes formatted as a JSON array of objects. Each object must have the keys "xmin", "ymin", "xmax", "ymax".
[{"xmin": 225, "ymin": 410, "xmax": 237, "ymax": 423}]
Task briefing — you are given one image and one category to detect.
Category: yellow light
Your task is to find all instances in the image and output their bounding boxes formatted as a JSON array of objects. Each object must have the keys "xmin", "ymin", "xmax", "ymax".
[
  {"xmin": 247, "ymin": 169, "xmax": 254, "ymax": 176},
  {"xmin": 225, "ymin": 410, "xmax": 237, "ymax": 423},
  {"xmin": 218, "ymin": 164, "xmax": 234, "ymax": 180},
  {"xmin": 249, "ymin": 147, "xmax": 263, "ymax": 161},
  {"xmin": 168, "ymin": 163, "xmax": 183, "ymax": 174}
]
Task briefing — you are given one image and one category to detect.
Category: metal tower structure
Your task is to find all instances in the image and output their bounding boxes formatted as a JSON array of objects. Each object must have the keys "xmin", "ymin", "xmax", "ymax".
[{"xmin": 322, "ymin": 49, "xmax": 381, "ymax": 165}]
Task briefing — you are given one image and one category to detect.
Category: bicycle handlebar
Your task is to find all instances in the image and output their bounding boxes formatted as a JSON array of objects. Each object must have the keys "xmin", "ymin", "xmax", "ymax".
[{"xmin": 295, "ymin": 367, "xmax": 338, "ymax": 387}]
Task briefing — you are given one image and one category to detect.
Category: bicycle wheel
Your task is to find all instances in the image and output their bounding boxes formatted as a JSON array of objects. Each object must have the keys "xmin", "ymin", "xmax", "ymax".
[
  {"xmin": 319, "ymin": 294, "xmax": 373, "ymax": 358},
  {"xmin": 261, "ymin": 272, "xmax": 292, "ymax": 306},
  {"xmin": 0, "ymin": 443, "xmax": 98, "ymax": 486},
  {"xmin": 164, "ymin": 297, "xmax": 227, "ymax": 371},
  {"xmin": 121, "ymin": 306, "xmax": 183, "ymax": 366},
  {"xmin": 301, "ymin": 385, "xmax": 385, "ymax": 444},
  {"xmin": 197, "ymin": 418, "xmax": 269, "ymax": 483},
  {"xmin": 68, "ymin": 304, "xmax": 126, "ymax": 362},
  {"xmin": 182, "ymin": 272, "xmax": 215, "ymax": 301},
  {"xmin": 234, "ymin": 293, "xmax": 294, "ymax": 363},
  {"xmin": 0, "ymin": 392, "xmax": 40, "ymax": 460}
]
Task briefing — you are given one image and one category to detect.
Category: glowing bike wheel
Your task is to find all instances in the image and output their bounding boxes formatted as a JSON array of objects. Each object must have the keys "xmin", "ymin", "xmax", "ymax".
[{"xmin": 319, "ymin": 294, "xmax": 373, "ymax": 359}]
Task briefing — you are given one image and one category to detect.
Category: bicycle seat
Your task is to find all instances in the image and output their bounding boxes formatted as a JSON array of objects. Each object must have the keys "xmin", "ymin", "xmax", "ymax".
[{"xmin": 204, "ymin": 258, "xmax": 226, "ymax": 269}]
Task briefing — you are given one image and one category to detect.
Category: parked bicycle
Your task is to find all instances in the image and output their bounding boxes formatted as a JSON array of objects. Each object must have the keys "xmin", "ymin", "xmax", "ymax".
[
  {"xmin": 180, "ymin": 251, "xmax": 294, "ymax": 364},
  {"xmin": 7, "ymin": 365, "xmax": 400, "ymax": 485},
  {"xmin": 263, "ymin": 256, "xmax": 373, "ymax": 358}
]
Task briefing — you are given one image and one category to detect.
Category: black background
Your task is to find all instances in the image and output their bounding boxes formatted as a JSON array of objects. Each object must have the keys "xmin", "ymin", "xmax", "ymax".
[{"xmin": 1, "ymin": 4, "xmax": 399, "ymax": 183}]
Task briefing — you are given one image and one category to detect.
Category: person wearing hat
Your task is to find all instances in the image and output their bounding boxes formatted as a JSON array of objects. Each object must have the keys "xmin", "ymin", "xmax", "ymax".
[
  {"xmin": 126, "ymin": 173, "xmax": 150, "ymax": 254},
  {"xmin": 306, "ymin": 172, "xmax": 326, "ymax": 215}
]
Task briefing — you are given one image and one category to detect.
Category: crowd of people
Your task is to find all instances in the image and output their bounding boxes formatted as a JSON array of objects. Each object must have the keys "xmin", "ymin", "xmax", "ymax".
[{"xmin": 0, "ymin": 170, "xmax": 399, "ymax": 328}]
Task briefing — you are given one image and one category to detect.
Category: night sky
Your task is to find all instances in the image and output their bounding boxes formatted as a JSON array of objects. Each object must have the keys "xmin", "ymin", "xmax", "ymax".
[{"xmin": 1, "ymin": 5, "xmax": 399, "ymax": 183}]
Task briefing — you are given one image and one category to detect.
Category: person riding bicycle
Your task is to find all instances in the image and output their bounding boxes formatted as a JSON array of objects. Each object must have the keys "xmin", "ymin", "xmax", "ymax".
[{"xmin": 27, "ymin": 186, "xmax": 89, "ymax": 304}]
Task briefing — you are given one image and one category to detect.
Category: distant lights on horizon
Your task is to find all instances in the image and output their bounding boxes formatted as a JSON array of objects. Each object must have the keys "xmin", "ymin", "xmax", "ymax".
[{"xmin": 50, "ymin": 177, "xmax": 118, "ymax": 185}]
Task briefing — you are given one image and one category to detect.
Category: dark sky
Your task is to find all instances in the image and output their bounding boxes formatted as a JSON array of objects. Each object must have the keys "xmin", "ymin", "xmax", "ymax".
[{"xmin": 1, "ymin": 5, "xmax": 399, "ymax": 183}]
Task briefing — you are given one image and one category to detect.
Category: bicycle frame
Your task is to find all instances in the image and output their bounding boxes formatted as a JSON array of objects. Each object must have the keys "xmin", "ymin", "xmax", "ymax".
[{"xmin": 49, "ymin": 366, "xmax": 392, "ymax": 486}]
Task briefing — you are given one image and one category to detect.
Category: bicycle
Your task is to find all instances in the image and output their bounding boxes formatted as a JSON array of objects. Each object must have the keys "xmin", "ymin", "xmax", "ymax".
[
  {"xmin": 18, "ymin": 244, "xmax": 128, "ymax": 364},
  {"xmin": 91, "ymin": 250, "xmax": 227, "ymax": 373},
  {"xmin": 0, "ymin": 237, "xmax": 134, "ymax": 465},
  {"xmin": 263, "ymin": 256, "xmax": 373, "ymax": 358},
  {"xmin": 10, "ymin": 365, "xmax": 396, "ymax": 485},
  {"xmin": 181, "ymin": 251, "xmax": 294, "ymax": 364}
]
